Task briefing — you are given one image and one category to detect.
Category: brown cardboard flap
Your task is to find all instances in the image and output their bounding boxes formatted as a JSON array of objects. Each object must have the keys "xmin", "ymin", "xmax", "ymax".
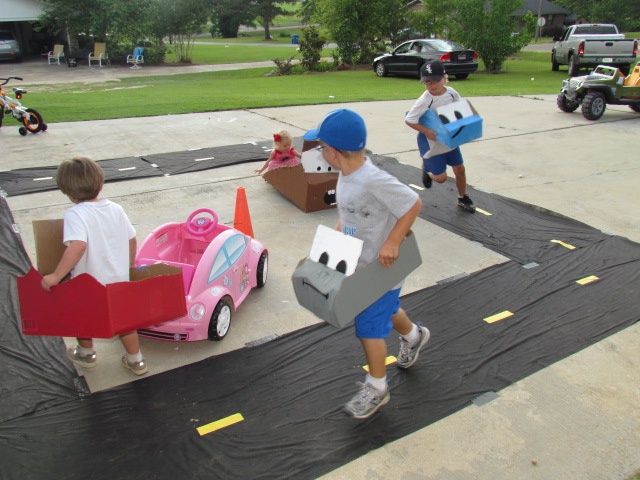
[{"xmin": 33, "ymin": 219, "xmax": 65, "ymax": 276}]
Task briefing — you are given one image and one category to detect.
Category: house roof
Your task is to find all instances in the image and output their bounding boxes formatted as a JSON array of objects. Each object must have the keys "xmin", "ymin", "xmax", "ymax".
[
  {"xmin": 1, "ymin": 0, "xmax": 44, "ymax": 22},
  {"xmin": 513, "ymin": 0, "xmax": 571, "ymax": 16}
]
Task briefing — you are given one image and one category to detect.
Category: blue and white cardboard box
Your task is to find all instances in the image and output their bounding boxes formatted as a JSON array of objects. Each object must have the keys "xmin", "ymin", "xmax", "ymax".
[{"xmin": 419, "ymin": 99, "xmax": 483, "ymax": 149}]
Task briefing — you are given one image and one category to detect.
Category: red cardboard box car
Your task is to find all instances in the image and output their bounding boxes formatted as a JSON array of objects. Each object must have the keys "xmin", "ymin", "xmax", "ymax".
[{"xmin": 17, "ymin": 219, "xmax": 187, "ymax": 338}]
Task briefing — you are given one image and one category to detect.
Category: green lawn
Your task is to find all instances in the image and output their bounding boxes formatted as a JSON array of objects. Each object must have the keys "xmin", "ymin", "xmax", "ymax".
[{"xmin": 23, "ymin": 43, "xmax": 639, "ymax": 124}]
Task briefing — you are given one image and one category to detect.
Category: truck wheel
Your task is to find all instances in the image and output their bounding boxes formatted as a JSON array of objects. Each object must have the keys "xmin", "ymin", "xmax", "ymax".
[
  {"xmin": 581, "ymin": 92, "xmax": 606, "ymax": 120},
  {"xmin": 556, "ymin": 92, "xmax": 580, "ymax": 112},
  {"xmin": 568, "ymin": 55, "xmax": 579, "ymax": 77},
  {"xmin": 551, "ymin": 52, "xmax": 559, "ymax": 71},
  {"xmin": 629, "ymin": 104, "xmax": 640, "ymax": 113}
]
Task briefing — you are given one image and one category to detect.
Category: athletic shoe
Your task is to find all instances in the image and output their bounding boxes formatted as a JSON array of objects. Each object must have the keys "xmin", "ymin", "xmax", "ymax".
[
  {"xmin": 457, "ymin": 194, "xmax": 476, "ymax": 213},
  {"xmin": 344, "ymin": 382, "xmax": 390, "ymax": 419},
  {"xmin": 121, "ymin": 355, "xmax": 148, "ymax": 376},
  {"xmin": 66, "ymin": 346, "xmax": 97, "ymax": 369},
  {"xmin": 422, "ymin": 170, "xmax": 432, "ymax": 189},
  {"xmin": 397, "ymin": 326, "xmax": 431, "ymax": 369}
]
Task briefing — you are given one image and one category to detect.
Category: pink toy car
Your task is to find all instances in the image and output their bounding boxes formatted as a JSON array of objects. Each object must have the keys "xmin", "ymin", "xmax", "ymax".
[{"xmin": 135, "ymin": 208, "xmax": 268, "ymax": 341}]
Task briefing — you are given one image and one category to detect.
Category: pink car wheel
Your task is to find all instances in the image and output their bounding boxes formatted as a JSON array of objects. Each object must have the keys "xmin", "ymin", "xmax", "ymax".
[{"xmin": 208, "ymin": 299, "xmax": 232, "ymax": 341}]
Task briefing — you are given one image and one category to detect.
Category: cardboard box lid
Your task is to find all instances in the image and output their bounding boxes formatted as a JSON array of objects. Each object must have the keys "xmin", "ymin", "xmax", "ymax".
[{"xmin": 33, "ymin": 219, "xmax": 66, "ymax": 275}]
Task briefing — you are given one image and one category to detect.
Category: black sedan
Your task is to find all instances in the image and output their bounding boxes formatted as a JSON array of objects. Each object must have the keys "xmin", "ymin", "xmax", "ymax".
[{"xmin": 372, "ymin": 39, "xmax": 478, "ymax": 80}]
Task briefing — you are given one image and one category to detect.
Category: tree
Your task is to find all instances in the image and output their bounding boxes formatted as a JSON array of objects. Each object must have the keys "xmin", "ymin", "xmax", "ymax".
[
  {"xmin": 314, "ymin": 0, "xmax": 406, "ymax": 65},
  {"xmin": 209, "ymin": 0, "xmax": 257, "ymax": 38},
  {"xmin": 40, "ymin": 0, "xmax": 154, "ymax": 48},
  {"xmin": 152, "ymin": 0, "xmax": 211, "ymax": 63},
  {"xmin": 554, "ymin": 0, "xmax": 640, "ymax": 31},
  {"xmin": 253, "ymin": 0, "xmax": 299, "ymax": 41},
  {"xmin": 451, "ymin": 0, "xmax": 536, "ymax": 73},
  {"xmin": 407, "ymin": 0, "xmax": 456, "ymax": 41}
]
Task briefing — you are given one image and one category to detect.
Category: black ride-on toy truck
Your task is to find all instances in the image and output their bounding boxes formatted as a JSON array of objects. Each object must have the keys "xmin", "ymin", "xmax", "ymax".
[{"xmin": 556, "ymin": 64, "xmax": 640, "ymax": 120}]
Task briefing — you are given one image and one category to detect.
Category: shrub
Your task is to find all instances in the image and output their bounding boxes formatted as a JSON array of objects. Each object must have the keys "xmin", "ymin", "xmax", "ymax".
[
  {"xmin": 299, "ymin": 26, "xmax": 326, "ymax": 71},
  {"xmin": 270, "ymin": 56, "xmax": 297, "ymax": 75}
]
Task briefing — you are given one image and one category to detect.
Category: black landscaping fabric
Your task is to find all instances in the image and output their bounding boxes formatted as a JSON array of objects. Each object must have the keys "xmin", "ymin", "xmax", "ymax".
[
  {"xmin": 371, "ymin": 154, "xmax": 611, "ymax": 265},
  {"xmin": 142, "ymin": 142, "xmax": 271, "ymax": 176},
  {"xmin": 0, "ymin": 196, "xmax": 81, "ymax": 424},
  {"xmin": 0, "ymin": 139, "xmax": 280, "ymax": 196},
  {"xmin": 1, "ymin": 147, "xmax": 639, "ymax": 479}
]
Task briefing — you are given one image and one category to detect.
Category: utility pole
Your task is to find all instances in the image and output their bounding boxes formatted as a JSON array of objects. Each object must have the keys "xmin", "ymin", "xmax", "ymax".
[{"xmin": 536, "ymin": 0, "xmax": 543, "ymax": 42}]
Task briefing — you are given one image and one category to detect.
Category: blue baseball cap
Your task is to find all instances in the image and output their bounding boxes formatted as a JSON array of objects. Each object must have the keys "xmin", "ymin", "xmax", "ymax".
[{"xmin": 303, "ymin": 109, "xmax": 367, "ymax": 151}]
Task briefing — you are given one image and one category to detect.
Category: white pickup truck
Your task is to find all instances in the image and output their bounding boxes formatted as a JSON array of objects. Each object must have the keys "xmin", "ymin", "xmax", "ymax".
[{"xmin": 551, "ymin": 23, "xmax": 638, "ymax": 76}]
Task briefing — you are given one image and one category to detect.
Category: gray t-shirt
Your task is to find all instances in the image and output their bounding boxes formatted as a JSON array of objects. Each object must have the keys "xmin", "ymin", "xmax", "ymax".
[{"xmin": 337, "ymin": 158, "xmax": 419, "ymax": 269}]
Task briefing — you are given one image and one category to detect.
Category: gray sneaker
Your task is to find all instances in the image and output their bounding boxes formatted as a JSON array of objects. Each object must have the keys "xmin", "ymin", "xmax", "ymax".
[
  {"xmin": 66, "ymin": 346, "xmax": 97, "ymax": 369},
  {"xmin": 121, "ymin": 355, "xmax": 148, "ymax": 376},
  {"xmin": 397, "ymin": 326, "xmax": 431, "ymax": 369},
  {"xmin": 344, "ymin": 382, "xmax": 390, "ymax": 419}
]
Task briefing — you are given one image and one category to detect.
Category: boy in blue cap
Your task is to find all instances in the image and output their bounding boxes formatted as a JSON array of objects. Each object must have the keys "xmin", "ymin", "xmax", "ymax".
[
  {"xmin": 304, "ymin": 109, "xmax": 429, "ymax": 419},
  {"xmin": 405, "ymin": 60, "xmax": 475, "ymax": 213}
]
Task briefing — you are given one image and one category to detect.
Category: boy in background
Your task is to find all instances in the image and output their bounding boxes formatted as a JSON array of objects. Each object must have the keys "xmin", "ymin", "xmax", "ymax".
[{"xmin": 405, "ymin": 60, "xmax": 475, "ymax": 213}]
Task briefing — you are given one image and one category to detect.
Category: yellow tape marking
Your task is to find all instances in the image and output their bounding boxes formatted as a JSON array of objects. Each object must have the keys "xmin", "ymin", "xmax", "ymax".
[
  {"xmin": 484, "ymin": 311, "xmax": 514, "ymax": 324},
  {"xmin": 409, "ymin": 184, "xmax": 424, "ymax": 191},
  {"xmin": 576, "ymin": 275, "xmax": 599, "ymax": 285},
  {"xmin": 551, "ymin": 239, "xmax": 576, "ymax": 250},
  {"xmin": 363, "ymin": 356, "xmax": 397, "ymax": 372},
  {"xmin": 197, "ymin": 413, "xmax": 244, "ymax": 436},
  {"xmin": 474, "ymin": 207, "xmax": 492, "ymax": 216}
]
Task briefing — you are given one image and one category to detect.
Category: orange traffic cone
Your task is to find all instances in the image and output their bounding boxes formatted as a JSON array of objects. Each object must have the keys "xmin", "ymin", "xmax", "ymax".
[{"xmin": 234, "ymin": 186, "xmax": 254, "ymax": 238}]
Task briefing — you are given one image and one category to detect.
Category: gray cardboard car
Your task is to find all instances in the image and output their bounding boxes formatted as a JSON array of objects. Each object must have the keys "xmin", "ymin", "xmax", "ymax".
[{"xmin": 0, "ymin": 30, "xmax": 21, "ymax": 62}]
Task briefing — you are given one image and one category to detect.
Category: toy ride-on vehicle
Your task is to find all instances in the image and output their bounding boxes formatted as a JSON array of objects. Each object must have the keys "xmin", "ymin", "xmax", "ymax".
[
  {"xmin": 557, "ymin": 64, "xmax": 640, "ymax": 120},
  {"xmin": 135, "ymin": 207, "xmax": 268, "ymax": 342},
  {"xmin": 0, "ymin": 76, "xmax": 47, "ymax": 135}
]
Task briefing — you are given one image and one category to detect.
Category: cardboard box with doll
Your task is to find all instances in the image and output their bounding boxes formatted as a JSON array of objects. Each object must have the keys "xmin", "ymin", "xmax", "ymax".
[{"xmin": 262, "ymin": 140, "xmax": 338, "ymax": 212}]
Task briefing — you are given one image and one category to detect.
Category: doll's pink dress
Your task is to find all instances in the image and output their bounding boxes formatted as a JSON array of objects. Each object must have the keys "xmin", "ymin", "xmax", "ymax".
[{"xmin": 266, "ymin": 147, "xmax": 300, "ymax": 171}]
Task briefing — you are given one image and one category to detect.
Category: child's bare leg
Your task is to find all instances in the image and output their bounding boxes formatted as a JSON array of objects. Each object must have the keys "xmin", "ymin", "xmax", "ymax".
[
  {"xmin": 361, "ymin": 338, "xmax": 387, "ymax": 379},
  {"xmin": 119, "ymin": 331, "xmax": 141, "ymax": 355},
  {"xmin": 452, "ymin": 164, "xmax": 467, "ymax": 196},
  {"xmin": 77, "ymin": 338, "xmax": 93, "ymax": 349},
  {"xmin": 392, "ymin": 308, "xmax": 414, "ymax": 336}
]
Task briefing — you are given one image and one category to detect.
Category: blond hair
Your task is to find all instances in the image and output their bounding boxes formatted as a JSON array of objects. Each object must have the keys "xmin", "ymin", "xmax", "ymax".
[
  {"xmin": 56, "ymin": 156, "xmax": 105, "ymax": 201},
  {"xmin": 273, "ymin": 130, "xmax": 293, "ymax": 148}
]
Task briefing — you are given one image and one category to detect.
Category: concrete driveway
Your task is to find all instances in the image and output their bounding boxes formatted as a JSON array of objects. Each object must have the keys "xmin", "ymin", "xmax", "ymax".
[{"xmin": 3, "ymin": 59, "xmax": 639, "ymax": 480}]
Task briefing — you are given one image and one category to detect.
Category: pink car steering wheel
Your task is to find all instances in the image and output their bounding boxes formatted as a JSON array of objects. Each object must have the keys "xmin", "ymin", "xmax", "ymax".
[{"xmin": 186, "ymin": 208, "xmax": 218, "ymax": 236}]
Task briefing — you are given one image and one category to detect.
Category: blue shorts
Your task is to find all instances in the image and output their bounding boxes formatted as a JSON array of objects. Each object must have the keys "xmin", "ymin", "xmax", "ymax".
[
  {"xmin": 417, "ymin": 132, "xmax": 463, "ymax": 176},
  {"xmin": 354, "ymin": 288, "xmax": 401, "ymax": 339}
]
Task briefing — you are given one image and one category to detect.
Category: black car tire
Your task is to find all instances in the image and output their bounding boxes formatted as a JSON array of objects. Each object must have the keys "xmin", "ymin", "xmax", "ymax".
[
  {"xmin": 455, "ymin": 73, "xmax": 469, "ymax": 80},
  {"xmin": 551, "ymin": 52, "xmax": 559, "ymax": 71},
  {"xmin": 556, "ymin": 92, "xmax": 580, "ymax": 113},
  {"xmin": 568, "ymin": 55, "xmax": 579, "ymax": 77},
  {"xmin": 256, "ymin": 252, "xmax": 268, "ymax": 288},
  {"xmin": 208, "ymin": 299, "xmax": 232, "ymax": 341},
  {"xmin": 22, "ymin": 108, "xmax": 44, "ymax": 133},
  {"xmin": 581, "ymin": 92, "xmax": 606, "ymax": 120},
  {"xmin": 374, "ymin": 62, "xmax": 387, "ymax": 77}
]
